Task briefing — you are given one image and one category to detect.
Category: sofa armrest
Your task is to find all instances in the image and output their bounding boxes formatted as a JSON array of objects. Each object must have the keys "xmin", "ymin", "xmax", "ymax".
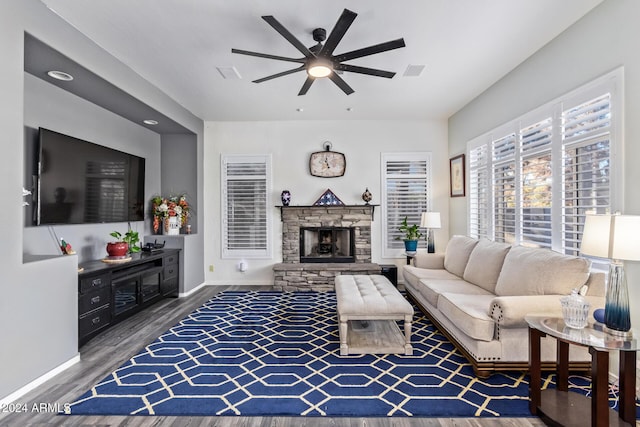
[
  {"xmin": 413, "ymin": 252, "xmax": 445, "ymax": 269},
  {"xmin": 490, "ymin": 295, "xmax": 604, "ymax": 328}
]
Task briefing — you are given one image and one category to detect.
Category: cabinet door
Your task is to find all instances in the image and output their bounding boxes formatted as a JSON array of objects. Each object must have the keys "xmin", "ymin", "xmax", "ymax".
[{"xmin": 141, "ymin": 267, "xmax": 163, "ymax": 302}]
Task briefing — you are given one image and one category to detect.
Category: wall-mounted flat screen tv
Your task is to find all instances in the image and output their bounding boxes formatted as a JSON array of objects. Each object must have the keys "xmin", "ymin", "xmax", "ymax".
[{"xmin": 37, "ymin": 127, "xmax": 145, "ymax": 225}]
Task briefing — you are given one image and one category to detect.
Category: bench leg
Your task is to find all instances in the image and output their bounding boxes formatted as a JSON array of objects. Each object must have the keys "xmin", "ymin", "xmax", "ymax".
[
  {"xmin": 339, "ymin": 317, "xmax": 349, "ymax": 355},
  {"xmin": 404, "ymin": 315, "xmax": 413, "ymax": 355}
]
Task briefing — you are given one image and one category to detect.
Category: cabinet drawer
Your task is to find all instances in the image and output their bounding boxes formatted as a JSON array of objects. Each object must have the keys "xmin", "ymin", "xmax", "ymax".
[
  {"xmin": 163, "ymin": 263, "xmax": 178, "ymax": 280},
  {"xmin": 80, "ymin": 273, "xmax": 110, "ymax": 293},
  {"xmin": 164, "ymin": 254, "xmax": 178, "ymax": 266},
  {"xmin": 79, "ymin": 305, "xmax": 110, "ymax": 338},
  {"xmin": 78, "ymin": 286, "xmax": 110, "ymax": 315}
]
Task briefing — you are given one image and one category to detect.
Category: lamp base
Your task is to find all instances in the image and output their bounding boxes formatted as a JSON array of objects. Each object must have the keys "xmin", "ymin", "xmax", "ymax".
[
  {"xmin": 604, "ymin": 261, "xmax": 632, "ymax": 337},
  {"xmin": 427, "ymin": 229, "xmax": 435, "ymax": 254},
  {"xmin": 603, "ymin": 325, "xmax": 633, "ymax": 339}
]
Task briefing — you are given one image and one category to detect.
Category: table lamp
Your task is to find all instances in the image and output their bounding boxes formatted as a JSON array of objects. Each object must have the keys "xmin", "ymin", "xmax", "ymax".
[
  {"xmin": 580, "ymin": 214, "xmax": 640, "ymax": 338},
  {"xmin": 420, "ymin": 212, "xmax": 441, "ymax": 253}
]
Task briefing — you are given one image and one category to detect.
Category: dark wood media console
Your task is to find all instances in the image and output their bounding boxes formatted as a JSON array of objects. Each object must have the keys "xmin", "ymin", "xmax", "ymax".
[{"xmin": 77, "ymin": 249, "xmax": 180, "ymax": 347}]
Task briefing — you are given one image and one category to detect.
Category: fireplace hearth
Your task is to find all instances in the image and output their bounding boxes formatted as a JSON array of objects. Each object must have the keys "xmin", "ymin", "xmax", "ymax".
[{"xmin": 300, "ymin": 227, "xmax": 355, "ymax": 263}]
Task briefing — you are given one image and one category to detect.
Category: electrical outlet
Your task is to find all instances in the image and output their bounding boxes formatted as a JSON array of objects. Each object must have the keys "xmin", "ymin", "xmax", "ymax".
[{"xmin": 209, "ymin": 264, "xmax": 214, "ymax": 272}]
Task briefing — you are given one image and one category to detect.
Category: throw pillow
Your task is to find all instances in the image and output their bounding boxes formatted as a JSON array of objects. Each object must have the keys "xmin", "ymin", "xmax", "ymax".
[
  {"xmin": 462, "ymin": 239, "xmax": 511, "ymax": 293},
  {"xmin": 443, "ymin": 235, "xmax": 479, "ymax": 277},
  {"xmin": 495, "ymin": 245, "xmax": 591, "ymax": 296}
]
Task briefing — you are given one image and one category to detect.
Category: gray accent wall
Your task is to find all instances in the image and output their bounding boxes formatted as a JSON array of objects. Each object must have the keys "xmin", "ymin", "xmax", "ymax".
[
  {"xmin": 1, "ymin": 0, "xmax": 204, "ymax": 402},
  {"xmin": 448, "ymin": 0, "xmax": 640, "ymax": 341}
]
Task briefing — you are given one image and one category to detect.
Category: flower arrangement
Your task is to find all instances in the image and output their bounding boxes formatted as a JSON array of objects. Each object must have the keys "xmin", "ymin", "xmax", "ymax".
[{"xmin": 151, "ymin": 194, "xmax": 190, "ymax": 233}]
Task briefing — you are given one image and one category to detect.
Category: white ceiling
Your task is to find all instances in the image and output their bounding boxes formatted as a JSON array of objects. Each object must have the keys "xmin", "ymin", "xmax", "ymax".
[{"xmin": 41, "ymin": 0, "xmax": 603, "ymax": 122}]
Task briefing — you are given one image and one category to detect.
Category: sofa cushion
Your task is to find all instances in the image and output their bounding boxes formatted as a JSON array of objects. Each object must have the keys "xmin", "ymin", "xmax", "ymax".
[
  {"xmin": 420, "ymin": 279, "xmax": 493, "ymax": 308},
  {"xmin": 437, "ymin": 293, "xmax": 496, "ymax": 342},
  {"xmin": 462, "ymin": 239, "xmax": 511, "ymax": 293},
  {"xmin": 444, "ymin": 235, "xmax": 479, "ymax": 277},
  {"xmin": 495, "ymin": 246, "xmax": 591, "ymax": 296}
]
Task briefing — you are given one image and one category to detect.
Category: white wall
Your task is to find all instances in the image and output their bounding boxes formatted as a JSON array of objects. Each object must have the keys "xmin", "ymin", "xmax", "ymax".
[
  {"xmin": 22, "ymin": 73, "xmax": 161, "ymax": 263},
  {"xmin": 204, "ymin": 120, "xmax": 449, "ymax": 285},
  {"xmin": 449, "ymin": 0, "xmax": 640, "ymax": 352},
  {"xmin": 1, "ymin": 0, "xmax": 205, "ymax": 402}
]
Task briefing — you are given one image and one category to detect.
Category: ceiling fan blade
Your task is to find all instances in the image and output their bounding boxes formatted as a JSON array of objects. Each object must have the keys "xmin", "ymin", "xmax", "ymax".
[
  {"xmin": 319, "ymin": 9, "xmax": 357, "ymax": 57},
  {"xmin": 333, "ymin": 38, "xmax": 406, "ymax": 62},
  {"xmin": 231, "ymin": 48, "xmax": 305, "ymax": 64},
  {"xmin": 298, "ymin": 77, "xmax": 315, "ymax": 96},
  {"xmin": 334, "ymin": 63, "xmax": 396, "ymax": 78},
  {"xmin": 328, "ymin": 73, "xmax": 354, "ymax": 95},
  {"xmin": 262, "ymin": 15, "xmax": 314, "ymax": 58},
  {"xmin": 252, "ymin": 66, "xmax": 305, "ymax": 83}
]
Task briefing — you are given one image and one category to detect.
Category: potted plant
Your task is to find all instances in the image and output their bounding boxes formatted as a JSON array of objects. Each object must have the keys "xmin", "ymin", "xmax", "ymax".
[
  {"xmin": 107, "ymin": 229, "xmax": 141, "ymax": 257},
  {"xmin": 397, "ymin": 216, "xmax": 422, "ymax": 252}
]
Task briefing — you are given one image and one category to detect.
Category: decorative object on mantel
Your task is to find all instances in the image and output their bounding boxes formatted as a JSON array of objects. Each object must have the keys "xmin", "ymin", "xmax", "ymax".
[
  {"xmin": 361, "ymin": 188, "xmax": 372, "ymax": 204},
  {"xmin": 450, "ymin": 154, "xmax": 465, "ymax": 197},
  {"xmin": 281, "ymin": 190, "xmax": 291, "ymax": 206},
  {"xmin": 580, "ymin": 213, "xmax": 640, "ymax": 338},
  {"xmin": 309, "ymin": 141, "xmax": 346, "ymax": 178},
  {"xmin": 152, "ymin": 194, "xmax": 190, "ymax": 235},
  {"xmin": 313, "ymin": 189, "xmax": 344, "ymax": 206}
]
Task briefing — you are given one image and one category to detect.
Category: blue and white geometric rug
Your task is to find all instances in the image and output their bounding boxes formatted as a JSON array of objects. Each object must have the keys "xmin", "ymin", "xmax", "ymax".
[{"xmin": 68, "ymin": 291, "xmax": 638, "ymax": 418}]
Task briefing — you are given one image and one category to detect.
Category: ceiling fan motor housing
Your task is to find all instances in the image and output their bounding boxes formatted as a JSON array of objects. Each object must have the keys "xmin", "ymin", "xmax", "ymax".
[{"xmin": 312, "ymin": 28, "xmax": 327, "ymax": 43}]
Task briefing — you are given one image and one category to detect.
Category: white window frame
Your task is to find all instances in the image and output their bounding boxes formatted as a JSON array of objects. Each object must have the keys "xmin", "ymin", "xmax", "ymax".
[
  {"xmin": 381, "ymin": 152, "xmax": 433, "ymax": 259},
  {"xmin": 467, "ymin": 68, "xmax": 623, "ymax": 257},
  {"xmin": 221, "ymin": 154, "xmax": 272, "ymax": 259}
]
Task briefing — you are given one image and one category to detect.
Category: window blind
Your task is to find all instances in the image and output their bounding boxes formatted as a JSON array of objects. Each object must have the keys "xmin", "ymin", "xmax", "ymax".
[
  {"xmin": 562, "ymin": 93, "xmax": 611, "ymax": 257},
  {"xmin": 469, "ymin": 143, "xmax": 490, "ymax": 239},
  {"xmin": 222, "ymin": 155, "xmax": 271, "ymax": 258},
  {"xmin": 466, "ymin": 69, "xmax": 620, "ymax": 257},
  {"xmin": 520, "ymin": 118, "xmax": 553, "ymax": 248},
  {"xmin": 492, "ymin": 134, "xmax": 516, "ymax": 244},
  {"xmin": 382, "ymin": 153, "xmax": 431, "ymax": 258}
]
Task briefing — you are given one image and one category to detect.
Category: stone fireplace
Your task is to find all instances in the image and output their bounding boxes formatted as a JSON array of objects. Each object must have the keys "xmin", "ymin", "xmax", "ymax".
[{"xmin": 273, "ymin": 205, "xmax": 380, "ymax": 291}]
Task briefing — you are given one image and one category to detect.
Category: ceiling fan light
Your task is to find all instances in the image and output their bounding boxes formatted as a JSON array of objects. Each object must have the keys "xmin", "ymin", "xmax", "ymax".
[{"xmin": 307, "ymin": 60, "xmax": 333, "ymax": 78}]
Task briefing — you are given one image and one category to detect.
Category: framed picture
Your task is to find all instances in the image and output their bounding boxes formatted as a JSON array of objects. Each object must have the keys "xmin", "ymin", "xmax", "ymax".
[{"xmin": 449, "ymin": 154, "xmax": 465, "ymax": 197}]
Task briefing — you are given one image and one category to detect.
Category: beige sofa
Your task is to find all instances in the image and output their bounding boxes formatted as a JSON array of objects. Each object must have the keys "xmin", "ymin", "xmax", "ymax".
[{"xmin": 402, "ymin": 235, "xmax": 606, "ymax": 377}]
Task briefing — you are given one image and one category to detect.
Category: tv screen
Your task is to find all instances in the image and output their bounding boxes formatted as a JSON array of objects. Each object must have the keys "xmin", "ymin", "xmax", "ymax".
[{"xmin": 37, "ymin": 128, "xmax": 145, "ymax": 225}]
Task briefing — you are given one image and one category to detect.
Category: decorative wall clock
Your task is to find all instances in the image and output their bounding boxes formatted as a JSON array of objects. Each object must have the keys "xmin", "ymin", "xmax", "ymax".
[{"xmin": 309, "ymin": 141, "xmax": 346, "ymax": 178}]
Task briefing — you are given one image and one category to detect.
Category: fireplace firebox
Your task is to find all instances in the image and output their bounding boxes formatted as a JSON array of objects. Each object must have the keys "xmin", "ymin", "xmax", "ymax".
[{"xmin": 300, "ymin": 227, "xmax": 355, "ymax": 263}]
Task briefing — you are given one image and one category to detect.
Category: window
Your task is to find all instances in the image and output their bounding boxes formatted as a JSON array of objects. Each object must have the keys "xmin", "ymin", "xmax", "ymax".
[
  {"xmin": 382, "ymin": 153, "xmax": 432, "ymax": 258},
  {"xmin": 221, "ymin": 155, "xmax": 272, "ymax": 258},
  {"xmin": 468, "ymin": 69, "xmax": 621, "ymax": 255}
]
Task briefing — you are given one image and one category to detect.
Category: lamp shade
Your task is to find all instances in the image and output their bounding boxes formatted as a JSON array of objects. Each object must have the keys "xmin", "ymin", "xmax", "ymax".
[
  {"xmin": 420, "ymin": 212, "xmax": 441, "ymax": 229},
  {"xmin": 581, "ymin": 214, "xmax": 640, "ymax": 261}
]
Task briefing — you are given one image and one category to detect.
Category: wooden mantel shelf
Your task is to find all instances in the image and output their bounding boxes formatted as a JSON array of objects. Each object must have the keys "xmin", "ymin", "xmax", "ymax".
[{"xmin": 276, "ymin": 204, "xmax": 378, "ymax": 220}]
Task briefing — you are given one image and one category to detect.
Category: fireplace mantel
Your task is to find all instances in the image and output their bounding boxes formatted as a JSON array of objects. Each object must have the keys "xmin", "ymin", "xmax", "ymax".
[{"xmin": 276, "ymin": 204, "xmax": 378, "ymax": 221}]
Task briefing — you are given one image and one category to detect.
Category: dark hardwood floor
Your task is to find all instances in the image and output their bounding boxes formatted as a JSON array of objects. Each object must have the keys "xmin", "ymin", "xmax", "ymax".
[{"xmin": 0, "ymin": 285, "xmax": 545, "ymax": 427}]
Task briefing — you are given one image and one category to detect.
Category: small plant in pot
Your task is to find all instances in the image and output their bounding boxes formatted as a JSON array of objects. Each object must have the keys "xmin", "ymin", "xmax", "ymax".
[
  {"xmin": 107, "ymin": 229, "xmax": 141, "ymax": 257},
  {"xmin": 397, "ymin": 216, "xmax": 422, "ymax": 252}
]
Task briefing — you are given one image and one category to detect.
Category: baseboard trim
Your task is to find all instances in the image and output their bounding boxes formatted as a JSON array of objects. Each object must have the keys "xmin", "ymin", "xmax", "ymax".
[
  {"xmin": 178, "ymin": 282, "xmax": 209, "ymax": 298},
  {"xmin": 0, "ymin": 353, "xmax": 80, "ymax": 406}
]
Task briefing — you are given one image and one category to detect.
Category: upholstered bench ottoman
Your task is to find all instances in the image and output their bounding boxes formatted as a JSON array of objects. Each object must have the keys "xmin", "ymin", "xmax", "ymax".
[{"xmin": 335, "ymin": 274, "xmax": 413, "ymax": 355}]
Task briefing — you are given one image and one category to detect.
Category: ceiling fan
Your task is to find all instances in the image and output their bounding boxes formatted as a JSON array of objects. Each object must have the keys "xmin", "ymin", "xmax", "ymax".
[{"xmin": 231, "ymin": 8, "xmax": 406, "ymax": 96}]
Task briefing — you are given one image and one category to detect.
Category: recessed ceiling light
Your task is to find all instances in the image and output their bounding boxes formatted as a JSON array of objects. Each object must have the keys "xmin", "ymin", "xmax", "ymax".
[
  {"xmin": 143, "ymin": 119, "xmax": 159, "ymax": 125},
  {"xmin": 47, "ymin": 70, "xmax": 73, "ymax": 81}
]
